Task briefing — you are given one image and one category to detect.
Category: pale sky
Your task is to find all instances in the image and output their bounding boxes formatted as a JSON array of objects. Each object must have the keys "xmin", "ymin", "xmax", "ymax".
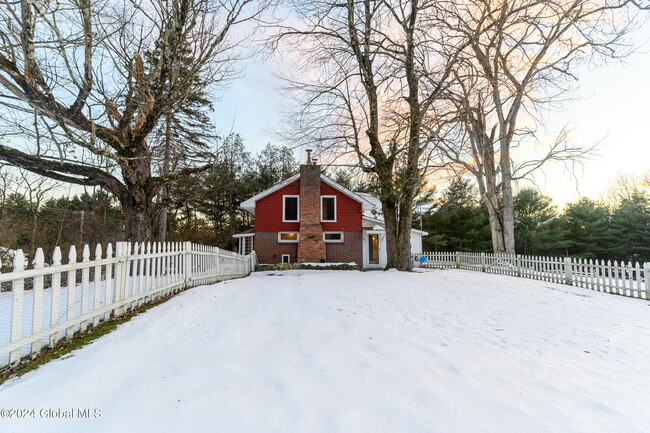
[{"xmin": 210, "ymin": 18, "xmax": 650, "ymax": 208}]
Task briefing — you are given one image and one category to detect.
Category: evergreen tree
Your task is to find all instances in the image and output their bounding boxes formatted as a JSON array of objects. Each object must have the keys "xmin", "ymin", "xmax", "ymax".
[
  {"xmin": 611, "ymin": 191, "xmax": 650, "ymax": 262},
  {"xmin": 513, "ymin": 188, "xmax": 566, "ymax": 256},
  {"xmin": 562, "ymin": 198, "xmax": 620, "ymax": 260},
  {"xmin": 421, "ymin": 179, "xmax": 491, "ymax": 252},
  {"xmin": 149, "ymin": 47, "xmax": 219, "ymax": 242},
  {"xmin": 251, "ymin": 144, "xmax": 299, "ymax": 192}
]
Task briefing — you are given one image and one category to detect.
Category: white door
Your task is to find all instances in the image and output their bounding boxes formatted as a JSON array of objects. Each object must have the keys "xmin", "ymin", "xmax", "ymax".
[{"xmin": 363, "ymin": 230, "xmax": 386, "ymax": 268}]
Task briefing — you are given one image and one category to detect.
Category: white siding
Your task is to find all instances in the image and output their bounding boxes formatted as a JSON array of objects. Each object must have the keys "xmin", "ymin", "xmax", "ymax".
[{"xmin": 410, "ymin": 232, "xmax": 423, "ymax": 256}]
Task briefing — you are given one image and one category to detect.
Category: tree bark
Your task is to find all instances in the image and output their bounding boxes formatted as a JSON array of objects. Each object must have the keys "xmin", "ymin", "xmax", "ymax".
[
  {"xmin": 121, "ymin": 193, "xmax": 155, "ymax": 243},
  {"xmin": 119, "ymin": 147, "xmax": 156, "ymax": 242},
  {"xmin": 499, "ymin": 139, "xmax": 516, "ymax": 254},
  {"xmin": 381, "ymin": 196, "xmax": 399, "ymax": 269},
  {"xmin": 158, "ymin": 114, "xmax": 172, "ymax": 242}
]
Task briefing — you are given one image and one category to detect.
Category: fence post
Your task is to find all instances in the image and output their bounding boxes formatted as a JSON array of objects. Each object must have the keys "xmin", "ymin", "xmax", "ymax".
[
  {"xmin": 644, "ymin": 263, "xmax": 650, "ymax": 300},
  {"xmin": 114, "ymin": 242, "xmax": 129, "ymax": 316},
  {"xmin": 456, "ymin": 251, "xmax": 460, "ymax": 269},
  {"xmin": 564, "ymin": 257, "xmax": 573, "ymax": 286},
  {"xmin": 480, "ymin": 252, "xmax": 486, "ymax": 272},
  {"xmin": 216, "ymin": 248, "xmax": 221, "ymax": 280},
  {"xmin": 184, "ymin": 241, "xmax": 192, "ymax": 288},
  {"xmin": 516, "ymin": 254, "xmax": 521, "ymax": 277}
]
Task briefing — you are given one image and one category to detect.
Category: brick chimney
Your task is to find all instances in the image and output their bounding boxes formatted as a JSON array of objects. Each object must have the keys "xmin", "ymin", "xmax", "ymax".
[{"xmin": 297, "ymin": 150, "xmax": 326, "ymax": 263}]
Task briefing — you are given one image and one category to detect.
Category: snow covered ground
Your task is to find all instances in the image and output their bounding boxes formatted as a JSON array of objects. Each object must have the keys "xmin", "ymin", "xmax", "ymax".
[{"xmin": 1, "ymin": 269, "xmax": 649, "ymax": 433}]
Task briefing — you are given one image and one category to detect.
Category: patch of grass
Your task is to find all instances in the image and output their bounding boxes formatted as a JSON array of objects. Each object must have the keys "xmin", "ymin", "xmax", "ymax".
[{"xmin": 0, "ymin": 292, "xmax": 178, "ymax": 386}]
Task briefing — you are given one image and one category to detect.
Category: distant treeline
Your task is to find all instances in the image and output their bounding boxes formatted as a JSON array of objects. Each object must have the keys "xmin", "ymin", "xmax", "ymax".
[
  {"xmin": 0, "ymin": 137, "xmax": 298, "ymax": 267},
  {"xmin": 417, "ymin": 177, "xmax": 650, "ymax": 263},
  {"xmin": 1, "ymin": 146, "xmax": 648, "ymax": 267}
]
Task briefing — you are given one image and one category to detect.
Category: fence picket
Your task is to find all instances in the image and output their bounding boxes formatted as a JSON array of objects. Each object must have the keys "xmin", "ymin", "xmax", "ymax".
[
  {"xmin": 66, "ymin": 246, "xmax": 77, "ymax": 339},
  {"xmin": 49, "ymin": 247, "xmax": 62, "ymax": 348},
  {"xmin": 628, "ymin": 262, "xmax": 633, "ymax": 296},
  {"xmin": 105, "ymin": 244, "xmax": 114, "ymax": 319},
  {"xmin": 31, "ymin": 249, "xmax": 45, "ymax": 354},
  {"xmin": 9, "ymin": 250, "xmax": 25, "ymax": 365},
  {"xmin": 80, "ymin": 245, "xmax": 91, "ymax": 333},
  {"xmin": 93, "ymin": 244, "xmax": 102, "ymax": 327}
]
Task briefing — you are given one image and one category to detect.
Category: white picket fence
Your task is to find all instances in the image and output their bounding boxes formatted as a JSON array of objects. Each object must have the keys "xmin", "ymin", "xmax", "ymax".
[
  {"xmin": 419, "ymin": 251, "xmax": 650, "ymax": 300},
  {"xmin": 0, "ymin": 241, "xmax": 256, "ymax": 368}
]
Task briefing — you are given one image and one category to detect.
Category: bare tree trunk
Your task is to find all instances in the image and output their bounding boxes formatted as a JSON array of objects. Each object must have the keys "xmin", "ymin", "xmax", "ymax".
[
  {"xmin": 122, "ymin": 198, "xmax": 154, "ymax": 243},
  {"xmin": 483, "ymin": 195, "xmax": 506, "ymax": 253},
  {"xmin": 158, "ymin": 114, "xmax": 172, "ymax": 242},
  {"xmin": 499, "ymin": 141, "xmax": 516, "ymax": 253},
  {"xmin": 120, "ymin": 158, "xmax": 156, "ymax": 242},
  {"xmin": 476, "ymin": 143, "xmax": 507, "ymax": 253},
  {"xmin": 397, "ymin": 203, "xmax": 415, "ymax": 269},
  {"xmin": 381, "ymin": 196, "xmax": 399, "ymax": 269}
]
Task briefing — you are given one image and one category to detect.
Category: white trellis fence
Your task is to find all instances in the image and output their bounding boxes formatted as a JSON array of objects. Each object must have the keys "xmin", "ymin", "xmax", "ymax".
[
  {"xmin": 0, "ymin": 242, "xmax": 256, "ymax": 368},
  {"xmin": 419, "ymin": 251, "xmax": 650, "ymax": 300}
]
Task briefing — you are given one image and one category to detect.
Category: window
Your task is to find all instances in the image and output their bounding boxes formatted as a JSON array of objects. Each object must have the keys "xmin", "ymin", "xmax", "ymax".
[
  {"xmin": 242, "ymin": 236, "xmax": 252, "ymax": 255},
  {"xmin": 283, "ymin": 195, "xmax": 299, "ymax": 222},
  {"xmin": 278, "ymin": 232, "xmax": 299, "ymax": 243},
  {"xmin": 282, "ymin": 254, "xmax": 290, "ymax": 264},
  {"xmin": 321, "ymin": 196, "xmax": 336, "ymax": 222},
  {"xmin": 323, "ymin": 232, "xmax": 344, "ymax": 243}
]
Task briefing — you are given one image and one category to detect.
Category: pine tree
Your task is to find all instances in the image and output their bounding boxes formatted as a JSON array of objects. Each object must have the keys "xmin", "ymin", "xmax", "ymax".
[
  {"xmin": 611, "ymin": 191, "xmax": 650, "ymax": 262},
  {"xmin": 513, "ymin": 188, "xmax": 566, "ymax": 256}
]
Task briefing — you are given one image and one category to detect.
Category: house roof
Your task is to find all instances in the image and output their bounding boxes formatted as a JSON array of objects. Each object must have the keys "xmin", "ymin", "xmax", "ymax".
[
  {"xmin": 232, "ymin": 228, "xmax": 255, "ymax": 238},
  {"xmin": 240, "ymin": 172, "xmax": 376, "ymax": 216},
  {"xmin": 356, "ymin": 192, "xmax": 383, "ymax": 219},
  {"xmin": 361, "ymin": 215, "xmax": 429, "ymax": 235}
]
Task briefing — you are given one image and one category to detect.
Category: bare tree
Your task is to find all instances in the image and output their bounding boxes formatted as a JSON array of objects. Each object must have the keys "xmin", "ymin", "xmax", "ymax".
[
  {"xmin": 435, "ymin": 0, "xmax": 646, "ymax": 253},
  {"xmin": 16, "ymin": 169, "xmax": 60, "ymax": 258},
  {"xmin": 0, "ymin": 0, "xmax": 271, "ymax": 241},
  {"xmin": 273, "ymin": 0, "xmax": 464, "ymax": 270}
]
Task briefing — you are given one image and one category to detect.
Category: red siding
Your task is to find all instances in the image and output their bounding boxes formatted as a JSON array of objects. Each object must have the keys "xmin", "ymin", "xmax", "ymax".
[
  {"xmin": 254, "ymin": 180, "xmax": 301, "ymax": 232},
  {"xmin": 320, "ymin": 183, "xmax": 362, "ymax": 232},
  {"xmin": 253, "ymin": 179, "xmax": 362, "ymax": 232}
]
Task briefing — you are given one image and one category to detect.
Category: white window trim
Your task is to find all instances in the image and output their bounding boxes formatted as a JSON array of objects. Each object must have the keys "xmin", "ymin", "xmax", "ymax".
[
  {"xmin": 323, "ymin": 231, "xmax": 344, "ymax": 243},
  {"xmin": 281, "ymin": 254, "xmax": 290, "ymax": 264},
  {"xmin": 321, "ymin": 195, "xmax": 337, "ymax": 222},
  {"xmin": 278, "ymin": 232, "xmax": 300, "ymax": 243},
  {"xmin": 282, "ymin": 195, "xmax": 300, "ymax": 222}
]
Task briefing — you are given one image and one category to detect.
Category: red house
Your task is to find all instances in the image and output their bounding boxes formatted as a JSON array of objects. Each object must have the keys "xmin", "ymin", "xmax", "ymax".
[{"xmin": 233, "ymin": 152, "xmax": 426, "ymax": 268}]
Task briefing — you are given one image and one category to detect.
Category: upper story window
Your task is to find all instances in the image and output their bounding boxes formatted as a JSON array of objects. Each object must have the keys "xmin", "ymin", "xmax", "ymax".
[
  {"xmin": 321, "ymin": 195, "xmax": 336, "ymax": 222},
  {"xmin": 283, "ymin": 195, "xmax": 299, "ymax": 222}
]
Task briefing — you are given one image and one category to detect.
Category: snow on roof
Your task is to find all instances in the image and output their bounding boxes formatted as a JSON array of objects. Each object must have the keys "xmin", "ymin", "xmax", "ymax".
[{"xmin": 356, "ymin": 192, "xmax": 383, "ymax": 219}]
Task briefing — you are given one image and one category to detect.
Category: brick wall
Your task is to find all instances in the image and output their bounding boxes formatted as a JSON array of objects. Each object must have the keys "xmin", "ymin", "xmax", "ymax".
[
  {"xmin": 326, "ymin": 232, "xmax": 363, "ymax": 265},
  {"xmin": 254, "ymin": 231, "xmax": 363, "ymax": 265},
  {"xmin": 297, "ymin": 164, "xmax": 327, "ymax": 262},
  {"xmin": 254, "ymin": 232, "xmax": 298, "ymax": 264}
]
